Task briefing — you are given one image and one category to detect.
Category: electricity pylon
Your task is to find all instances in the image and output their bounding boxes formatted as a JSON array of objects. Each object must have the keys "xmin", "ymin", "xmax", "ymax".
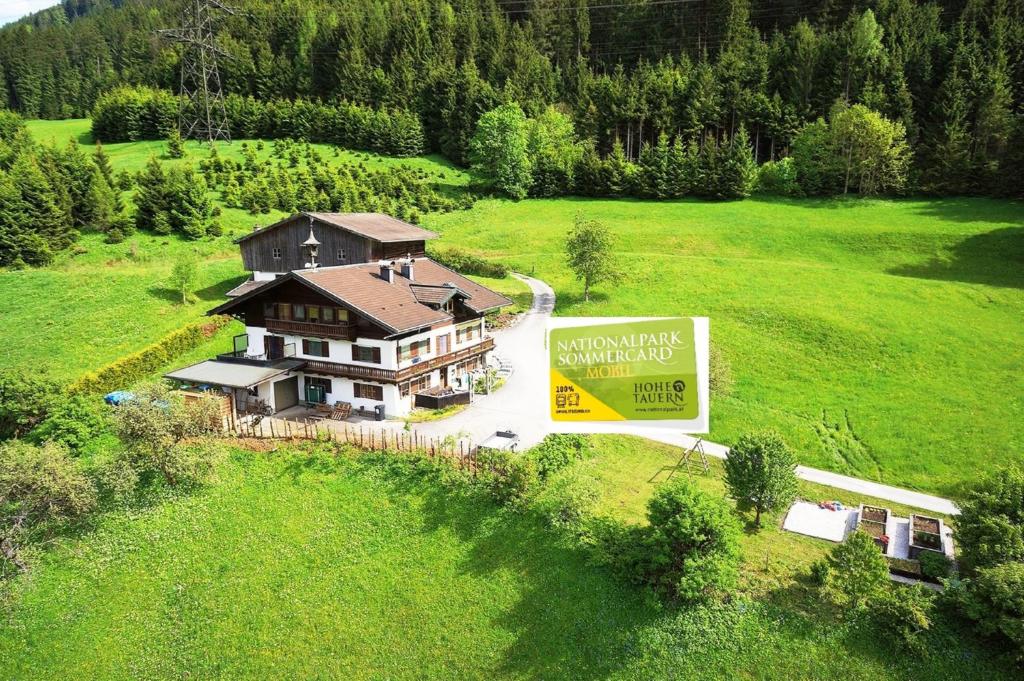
[{"xmin": 158, "ymin": 0, "xmax": 239, "ymax": 142}]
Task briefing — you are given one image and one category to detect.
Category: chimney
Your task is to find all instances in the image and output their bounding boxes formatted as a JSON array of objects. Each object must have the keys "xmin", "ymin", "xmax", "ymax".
[
  {"xmin": 379, "ymin": 260, "xmax": 394, "ymax": 283},
  {"xmin": 400, "ymin": 255, "xmax": 415, "ymax": 281}
]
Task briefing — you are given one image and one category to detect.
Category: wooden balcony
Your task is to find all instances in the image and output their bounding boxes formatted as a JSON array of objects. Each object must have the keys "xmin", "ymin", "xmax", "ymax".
[
  {"xmin": 395, "ymin": 336, "xmax": 495, "ymax": 381},
  {"xmin": 265, "ymin": 318, "xmax": 354, "ymax": 340},
  {"xmin": 303, "ymin": 336, "xmax": 496, "ymax": 383}
]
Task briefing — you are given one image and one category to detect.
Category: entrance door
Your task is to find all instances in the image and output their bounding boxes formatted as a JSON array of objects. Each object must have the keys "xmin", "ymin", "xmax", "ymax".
[
  {"xmin": 273, "ymin": 376, "xmax": 299, "ymax": 411},
  {"xmin": 266, "ymin": 335, "xmax": 285, "ymax": 360}
]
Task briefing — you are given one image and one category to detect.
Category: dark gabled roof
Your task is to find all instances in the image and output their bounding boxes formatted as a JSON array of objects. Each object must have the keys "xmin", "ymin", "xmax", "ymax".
[
  {"xmin": 210, "ymin": 258, "xmax": 513, "ymax": 335},
  {"xmin": 225, "ymin": 279, "xmax": 272, "ymax": 298},
  {"xmin": 234, "ymin": 212, "xmax": 438, "ymax": 245}
]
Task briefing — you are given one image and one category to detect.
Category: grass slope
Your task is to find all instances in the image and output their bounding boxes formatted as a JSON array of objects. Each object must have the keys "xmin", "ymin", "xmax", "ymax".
[
  {"xmin": 423, "ymin": 197, "xmax": 1024, "ymax": 494},
  {"xmin": 0, "ymin": 446, "xmax": 1011, "ymax": 680},
  {"xmin": 4, "ymin": 120, "xmax": 473, "ymax": 380}
]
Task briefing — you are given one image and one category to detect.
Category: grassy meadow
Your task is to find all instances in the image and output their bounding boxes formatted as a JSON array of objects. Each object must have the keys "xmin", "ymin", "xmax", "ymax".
[
  {"xmin": 423, "ymin": 198, "xmax": 1024, "ymax": 494},
  {"xmin": 0, "ymin": 445, "xmax": 1011, "ymax": 680},
  {"xmin": 2, "ymin": 120, "xmax": 473, "ymax": 380},
  {"xmin": 9, "ymin": 118, "xmax": 1024, "ymax": 492}
]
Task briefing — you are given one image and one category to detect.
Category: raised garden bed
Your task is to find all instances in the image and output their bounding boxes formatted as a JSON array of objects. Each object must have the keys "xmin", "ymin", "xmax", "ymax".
[
  {"xmin": 909, "ymin": 513, "xmax": 945, "ymax": 559},
  {"xmin": 858, "ymin": 504, "xmax": 890, "ymax": 552},
  {"xmin": 415, "ymin": 387, "xmax": 470, "ymax": 410}
]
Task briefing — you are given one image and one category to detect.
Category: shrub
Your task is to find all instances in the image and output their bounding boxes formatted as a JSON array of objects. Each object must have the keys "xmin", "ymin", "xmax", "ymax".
[
  {"xmin": 756, "ymin": 157, "xmax": 800, "ymax": 195},
  {"xmin": 814, "ymin": 530, "xmax": 890, "ymax": 611},
  {"xmin": 428, "ymin": 247, "xmax": 509, "ymax": 278},
  {"xmin": 532, "ymin": 468, "xmax": 598, "ymax": 531},
  {"xmin": 955, "ymin": 464, "xmax": 1024, "ymax": 572},
  {"xmin": 0, "ymin": 369, "xmax": 63, "ymax": 439},
  {"xmin": 475, "ymin": 449, "xmax": 538, "ymax": 507},
  {"xmin": 957, "ymin": 562, "xmax": 1024, "ymax": 659},
  {"xmin": 25, "ymin": 394, "xmax": 111, "ymax": 454},
  {"xmin": 526, "ymin": 434, "xmax": 591, "ymax": 480},
  {"xmin": 632, "ymin": 479, "xmax": 741, "ymax": 603},
  {"xmin": 0, "ymin": 440, "xmax": 96, "ymax": 574},
  {"xmin": 918, "ymin": 551, "xmax": 952, "ymax": 581},
  {"xmin": 870, "ymin": 584, "xmax": 933, "ymax": 651},
  {"xmin": 723, "ymin": 431, "xmax": 798, "ymax": 527}
]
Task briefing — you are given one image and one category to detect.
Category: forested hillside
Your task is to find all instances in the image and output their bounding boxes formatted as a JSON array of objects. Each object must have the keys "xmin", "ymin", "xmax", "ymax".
[{"xmin": 1, "ymin": 0, "xmax": 1022, "ymax": 196}]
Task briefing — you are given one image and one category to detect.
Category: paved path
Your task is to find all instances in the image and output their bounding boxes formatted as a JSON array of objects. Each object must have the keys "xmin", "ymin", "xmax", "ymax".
[{"xmin": 410, "ymin": 274, "xmax": 960, "ymax": 516}]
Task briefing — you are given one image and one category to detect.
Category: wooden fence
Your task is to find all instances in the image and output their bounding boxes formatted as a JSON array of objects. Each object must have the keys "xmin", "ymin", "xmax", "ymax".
[{"xmin": 229, "ymin": 417, "xmax": 480, "ymax": 471}]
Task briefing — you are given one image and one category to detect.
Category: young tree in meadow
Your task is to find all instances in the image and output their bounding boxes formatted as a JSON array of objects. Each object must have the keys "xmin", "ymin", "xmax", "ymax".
[
  {"xmin": 169, "ymin": 255, "xmax": 200, "ymax": 304},
  {"xmin": 636, "ymin": 479, "xmax": 741, "ymax": 602},
  {"xmin": 723, "ymin": 431, "xmax": 799, "ymax": 527},
  {"xmin": 134, "ymin": 156, "xmax": 168, "ymax": 232},
  {"xmin": 165, "ymin": 128, "xmax": 185, "ymax": 159},
  {"xmin": 111, "ymin": 383, "xmax": 222, "ymax": 487},
  {"xmin": 468, "ymin": 102, "xmax": 532, "ymax": 200},
  {"xmin": 92, "ymin": 142, "xmax": 114, "ymax": 187},
  {"xmin": 814, "ymin": 530, "xmax": 890, "ymax": 610},
  {"xmin": 564, "ymin": 215, "xmax": 619, "ymax": 302}
]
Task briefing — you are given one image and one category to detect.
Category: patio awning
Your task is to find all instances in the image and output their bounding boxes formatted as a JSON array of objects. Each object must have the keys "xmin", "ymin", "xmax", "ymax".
[{"xmin": 164, "ymin": 360, "xmax": 297, "ymax": 389}]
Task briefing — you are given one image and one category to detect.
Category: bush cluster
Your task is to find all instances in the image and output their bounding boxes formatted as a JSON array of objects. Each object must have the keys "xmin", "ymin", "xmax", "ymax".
[
  {"xmin": 200, "ymin": 140, "xmax": 467, "ymax": 224},
  {"xmin": 92, "ymin": 87, "xmax": 425, "ymax": 157},
  {"xmin": 427, "ymin": 247, "xmax": 509, "ymax": 278},
  {"xmin": 69, "ymin": 317, "xmax": 230, "ymax": 396}
]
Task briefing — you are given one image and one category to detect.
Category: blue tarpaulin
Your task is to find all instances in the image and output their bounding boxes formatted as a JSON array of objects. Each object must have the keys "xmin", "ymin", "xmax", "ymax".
[{"xmin": 103, "ymin": 390, "xmax": 134, "ymax": 406}]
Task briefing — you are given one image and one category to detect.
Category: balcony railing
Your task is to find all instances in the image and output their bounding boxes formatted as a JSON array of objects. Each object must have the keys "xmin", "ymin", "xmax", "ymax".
[
  {"xmin": 395, "ymin": 336, "xmax": 495, "ymax": 381},
  {"xmin": 265, "ymin": 318, "xmax": 354, "ymax": 340},
  {"xmin": 303, "ymin": 336, "xmax": 496, "ymax": 383}
]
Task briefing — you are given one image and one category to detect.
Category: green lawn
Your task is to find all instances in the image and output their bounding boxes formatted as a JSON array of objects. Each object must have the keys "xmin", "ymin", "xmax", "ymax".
[
  {"xmin": 576, "ymin": 435, "xmax": 951, "ymax": 594},
  {"xmin": 0, "ymin": 445, "xmax": 1011, "ymax": 680},
  {"xmin": 423, "ymin": 197, "xmax": 1024, "ymax": 495}
]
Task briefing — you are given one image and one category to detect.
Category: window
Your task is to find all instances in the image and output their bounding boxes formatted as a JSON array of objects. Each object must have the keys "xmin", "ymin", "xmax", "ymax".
[
  {"xmin": 399, "ymin": 338, "xmax": 430, "ymax": 361},
  {"xmin": 352, "ymin": 345, "xmax": 381, "ymax": 364},
  {"xmin": 272, "ymin": 247, "xmax": 282, "ymax": 259},
  {"xmin": 302, "ymin": 339, "xmax": 330, "ymax": 357},
  {"xmin": 354, "ymin": 383, "xmax": 383, "ymax": 401},
  {"xmin": 456, "ymin": 322, "xmax": 479, "ymax": 344},
  {"xmin": 307, "ymin": 306, "xmax": 320, "ymax": 323},
  {"xmin": 293, "ymin": 304, "xmax": 305, "ymax": 321},
  {"xmin": 400, "ymin": 375, "xmax": 431, "ymax": 398},
  {"xmin": 337, "ymin": 248, "xmax": 346, "ymax": 262},
  {"xmin": 263, "ymin": 302, "xmax": 276, "ymax": 319},
  {"xmin": 436, "ymin": 334, "xmax": 450, "ymax": 355},
  {"xmin": 322, "ymin": 307, "xmax": 334, "ymax": 323}
]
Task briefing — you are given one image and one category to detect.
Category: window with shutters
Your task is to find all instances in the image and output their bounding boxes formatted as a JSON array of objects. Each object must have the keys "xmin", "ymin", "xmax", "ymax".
[
  {"xmin": 354, "ymin": 383, "xmax": 383, "ymax": 401},
  {"xmin": 456, "ymin": 322, "xmax": 479, "ymax": 344},
  {"xmin": 302, "ymin": 339, "xmax": 330, "ymax": 357},
  {"xmin": 399, "ymin": 338, "xmax": 430, "ymax": 361},
  {"xmin": 352, "ymin": 345, "xmax": 381, "ymax": 364}
]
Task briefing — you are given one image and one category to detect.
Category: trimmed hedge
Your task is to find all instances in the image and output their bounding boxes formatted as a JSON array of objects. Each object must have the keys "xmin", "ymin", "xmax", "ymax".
[
  {"xmin": 69, "ymin": 317, "xmax": 231, "ymax": 395},
  {"xmin": 91, "ymin": 87, "xmax": 425, "ymax": 157}
]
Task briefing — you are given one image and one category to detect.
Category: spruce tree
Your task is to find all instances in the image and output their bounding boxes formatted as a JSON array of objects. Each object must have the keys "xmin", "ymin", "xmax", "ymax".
[{"xmin": 134, "ymin": 156, "xmax": 168, "ymax": 233}]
